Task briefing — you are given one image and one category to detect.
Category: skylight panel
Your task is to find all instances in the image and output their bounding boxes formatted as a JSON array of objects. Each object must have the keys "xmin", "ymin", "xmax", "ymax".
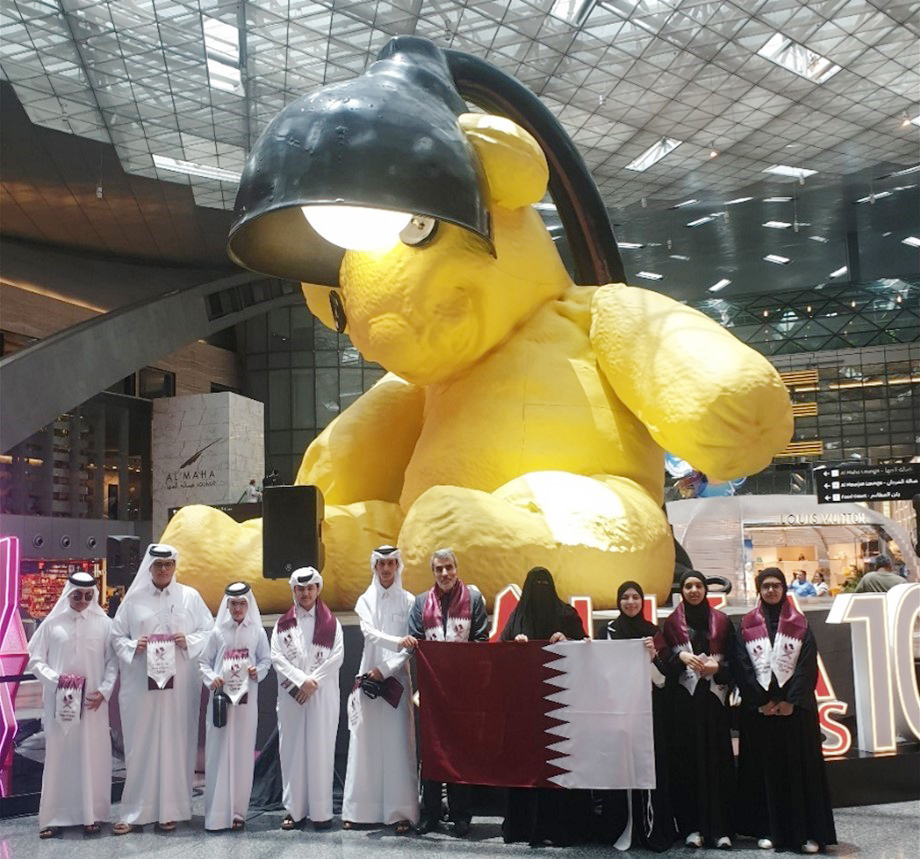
[
  {"xmin": 617, "ymin": 242, "xmax": 644, "ymax": 249},
  {"xmin": 153, "ymin": 154, "xmax": 241, "ymax": 183},
  {"xmin": 828, "ymin": 266, "xmax": 848, "ymax": 277},
  {"xmin": 725, "ymin": 197, "xmax": 753, "ymax": 205},
  {"xmin": 635, "ymin": 271, "xmax": 663, "ymax": 280},
  {"xmin": 902, "ymin": 237, "xmax": 920, "ymax": 247},
  {"xmin": 670, "ymin": 199, "xmax": 698, "ymax": 209},
  {"xmin": 708, "ymin": 279, "xmax": 731, "ymax": 292},
  {"xmin": 549, "ymin": 0, "xmax": 596, "ymax": 26},
  {"xmin": 764, "ymin": 254, "xmax": 790, "ymax": 265},
  {"xmin": 686, "ymin": 216, "xmax": 714, "ymax": 227},
  {"xmin": 763, "ymin": 221, "xmax": 792, "ymax": 229},
  {"xmin": 764, "ymin": 165, "xmax": 818, "ymax": 179},
  {"xmin": 764, "ymin": 196, "xmax": 793, "ymax": 202},
  {"xmin": 757, "ymin": 32, "xmax": 841, "ymax": 84},
  {"xmin": 625, "ymin": 138, "xmax": 683, "ymax": 172},
  {"xmin": 204, "ymin": 16, "xmax": 242, "ymax": 94},
  {"xmin": 204, "ymin": 17, "xmax": 239, "ymax": 63}
]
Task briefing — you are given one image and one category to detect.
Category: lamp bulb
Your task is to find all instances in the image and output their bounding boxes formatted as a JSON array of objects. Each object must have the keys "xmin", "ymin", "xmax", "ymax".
[{"xmin": 302, "ymin": 205, "xmax": 412, "ymax": 252}]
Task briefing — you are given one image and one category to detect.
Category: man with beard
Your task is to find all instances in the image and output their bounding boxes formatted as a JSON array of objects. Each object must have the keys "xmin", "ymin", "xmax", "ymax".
[{"xmin": 408, "ymin": 548, "xmax": 488, "ymax": 836}]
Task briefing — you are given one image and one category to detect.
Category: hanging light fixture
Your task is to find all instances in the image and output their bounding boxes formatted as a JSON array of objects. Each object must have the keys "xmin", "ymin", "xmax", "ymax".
[{"xmin": 228, "ymin": 37, "xmax": 624, "ymax": 289}]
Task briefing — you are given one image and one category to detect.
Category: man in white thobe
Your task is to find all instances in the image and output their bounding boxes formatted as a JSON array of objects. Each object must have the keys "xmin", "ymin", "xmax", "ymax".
[
  {"xmin": 110, "ymin": 543, "xmax": 213, "ymax": 833},
  {"xmin": 28, "ymin": 571, "xmax": 118, "ymax": 838},
  {"xmin": 199, "ymin": 581, "xmax": 272, "ymax": 831},
  {"xmin": 271, "ymin": 567, "xmax": 343, "ymax": 831},
  {"xmin": 342, "ymin": 546, "xmax": 418, "ymax": 833}
]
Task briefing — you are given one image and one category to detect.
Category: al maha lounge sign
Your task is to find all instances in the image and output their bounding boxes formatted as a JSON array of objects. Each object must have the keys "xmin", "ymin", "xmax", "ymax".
[{"xmin": 163, "ymin": 439, "xmax": 221, "ymax": 491}]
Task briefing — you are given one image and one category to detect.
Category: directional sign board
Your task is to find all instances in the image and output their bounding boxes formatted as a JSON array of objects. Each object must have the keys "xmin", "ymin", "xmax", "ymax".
[{"xmin": 813, "ymin": 462, "xmax": 920, "ymax": 504}]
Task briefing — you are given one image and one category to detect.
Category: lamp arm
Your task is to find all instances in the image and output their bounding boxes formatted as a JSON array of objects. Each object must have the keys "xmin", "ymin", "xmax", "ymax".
[{"xmin": 444, "ymin": 49, "xmax": 625, "ymax": 287}]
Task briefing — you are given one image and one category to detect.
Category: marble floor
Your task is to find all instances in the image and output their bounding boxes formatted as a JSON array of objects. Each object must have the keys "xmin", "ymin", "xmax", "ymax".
[{"xmin": 1, "ymin": 799, "xmax": 917, "ymax": 859}]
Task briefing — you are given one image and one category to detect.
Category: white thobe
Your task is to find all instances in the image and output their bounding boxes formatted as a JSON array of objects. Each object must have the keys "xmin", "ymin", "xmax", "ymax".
[
  {"xmin": 342, "ymin": 589, "xmax": 419, "ymax": 824},
  {"xmin": 198, "ymin": 617, "xmax": 272, "ymax": 830},
  {"xmin": 271, "ymin": 606, "xmax": 344, "ymax": 823},
  {"xmin": 28, "ymin": 609, "xmax": 118, "ymax": 828},
  {"xmin": 111, "ymin": 581, "xmax": 213, "ymax": 825}
]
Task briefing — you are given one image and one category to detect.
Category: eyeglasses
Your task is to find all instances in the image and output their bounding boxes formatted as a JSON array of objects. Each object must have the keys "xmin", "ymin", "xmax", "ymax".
[{"xmin": 69, "ymin": 590, "xmax": 95, "ymax": 602}]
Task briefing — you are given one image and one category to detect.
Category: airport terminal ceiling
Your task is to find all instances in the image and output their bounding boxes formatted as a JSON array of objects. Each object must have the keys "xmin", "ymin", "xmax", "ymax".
[{"xmin": 0, "ymin": 0, "xmax": 918, "ymax": 306}]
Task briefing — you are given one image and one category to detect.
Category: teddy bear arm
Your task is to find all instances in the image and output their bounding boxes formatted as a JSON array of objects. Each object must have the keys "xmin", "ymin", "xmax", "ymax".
[
  {"xmin": 294, "ymin": 373, "xmax": 425, "ymax": 504},
  {"xmin": 590, "ymin": 284, "xmax": 793, "ymax": 481}
]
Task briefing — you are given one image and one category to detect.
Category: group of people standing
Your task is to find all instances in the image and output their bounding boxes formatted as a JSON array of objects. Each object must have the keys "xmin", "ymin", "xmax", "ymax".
[
  {"xmin": 26, "ymin": 543, "xmax": 836, "ymax": 854},
  {"xmin": 597, "ymin": 569, "xmax": 837, "ymax": 854}
]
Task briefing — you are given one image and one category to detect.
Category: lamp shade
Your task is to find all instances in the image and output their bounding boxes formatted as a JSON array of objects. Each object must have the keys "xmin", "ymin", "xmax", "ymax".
[{"xmin": 228, "ymin": 37, "xmax": 492, "ymax": 284}]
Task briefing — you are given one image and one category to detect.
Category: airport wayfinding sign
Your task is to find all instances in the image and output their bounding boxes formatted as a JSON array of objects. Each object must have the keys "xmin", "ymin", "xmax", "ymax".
[{"xmin": 813, "ymin": 462, "xmax": 920, "ymax": 503}]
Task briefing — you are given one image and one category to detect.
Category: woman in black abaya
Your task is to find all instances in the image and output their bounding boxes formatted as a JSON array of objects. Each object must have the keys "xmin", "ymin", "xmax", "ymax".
[
  {"xmin": 734, "ymin": 567, "xmax": 836, "ymax": 853},
  {"xmin": 661, "ymin": 570, "xmax": 736, "ymax": 849},
  {"xmin": 597, "ymin": 581, "xmax": 677, "ymax": 852},
  {"xmin": 500, "ymin": 567, "xmax": 589, "ymax": 846}
]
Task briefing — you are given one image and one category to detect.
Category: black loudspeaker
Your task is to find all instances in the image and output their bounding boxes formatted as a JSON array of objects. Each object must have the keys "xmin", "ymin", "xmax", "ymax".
[
  {"xmin": 107, "ymin": 535, "xmax": 141, "ymax": 587},
  {"xmin": 262, "ymin": 485, "xmax": 324, "ymax": 579}
]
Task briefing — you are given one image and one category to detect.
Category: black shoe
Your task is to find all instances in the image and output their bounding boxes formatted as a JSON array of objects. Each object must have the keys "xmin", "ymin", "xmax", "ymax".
[
  {"xmin": 452, "ymin": 820, "xmax": 472, "ymax": 837},
  {"xmin": 416, "ymin": 817, "xmax": 439, "ymax": 835},
  {"xmin": 312, "ymin": 819, "xmax": 332, "ymax": 831}
]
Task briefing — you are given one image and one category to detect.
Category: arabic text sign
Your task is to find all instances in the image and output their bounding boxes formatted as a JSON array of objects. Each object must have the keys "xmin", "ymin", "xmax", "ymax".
[{"xmin": 813, "ymin": 462, "xmax": 920, "ymax": 503}]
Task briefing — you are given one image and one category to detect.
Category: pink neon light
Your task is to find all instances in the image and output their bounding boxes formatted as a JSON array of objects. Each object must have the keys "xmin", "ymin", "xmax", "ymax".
[{"xmin": 0, "ymin": 536, "xmax": 28, "ymax": 797}]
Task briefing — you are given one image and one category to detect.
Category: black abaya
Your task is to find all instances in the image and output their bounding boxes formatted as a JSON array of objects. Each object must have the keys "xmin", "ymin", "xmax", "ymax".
[
  {"xmin": 735, "ymin": 624, "xmax": 837, "ymax": 849},
  {"xmin": 596, "ymin": 608, "xmax": 677, "ymax": 852},
  {"xmin": 664, "ymin": 610, "xmax": 737, "ymax": 844},
  {"xmin": 500, "ymin": 567, "xmax": 591, "ymax": 846}
]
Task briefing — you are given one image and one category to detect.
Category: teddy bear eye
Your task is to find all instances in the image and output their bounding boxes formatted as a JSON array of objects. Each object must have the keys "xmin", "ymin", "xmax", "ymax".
[{"xmin": 400, "ymin": 215, "xmax": 438, "ymax": 247}]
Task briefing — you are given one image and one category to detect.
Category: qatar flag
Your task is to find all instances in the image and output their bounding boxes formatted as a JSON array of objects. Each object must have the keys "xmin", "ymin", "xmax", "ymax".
[{"xmin": 416, "ymin": 639, "xmax": 655, "ymax": 789}]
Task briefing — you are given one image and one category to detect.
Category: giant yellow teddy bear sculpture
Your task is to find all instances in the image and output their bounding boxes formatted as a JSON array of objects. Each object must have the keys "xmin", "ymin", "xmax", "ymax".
[{"xmin": 162, "ymin": 114, "xmax": 793, "ymax": 613}]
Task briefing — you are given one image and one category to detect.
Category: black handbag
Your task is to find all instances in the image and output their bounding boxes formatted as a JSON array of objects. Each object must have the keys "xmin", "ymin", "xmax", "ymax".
[{"xmin": 212, "ymin": 690, "xmax": 230, "ymax": 728}]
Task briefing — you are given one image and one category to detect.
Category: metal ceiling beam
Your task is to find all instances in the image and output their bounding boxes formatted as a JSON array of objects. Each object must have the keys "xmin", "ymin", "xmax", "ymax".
[{"xmin": 0, "ymin": 272, "xmax": 299, "ymax": 454}]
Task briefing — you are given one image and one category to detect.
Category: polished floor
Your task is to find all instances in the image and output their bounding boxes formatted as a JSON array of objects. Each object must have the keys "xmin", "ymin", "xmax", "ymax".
[{"xmin": 1, "ymin": 799, "xmax": 917, "ymax": 858}]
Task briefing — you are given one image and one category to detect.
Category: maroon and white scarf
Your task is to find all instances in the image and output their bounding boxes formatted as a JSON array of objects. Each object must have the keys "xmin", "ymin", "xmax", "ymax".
[
  {"xmin": 658, "ymin": 601, "xmax": 733, "ymax": 702},
  {"xmin": 276, "ymin": 598, "xmax": 337, "ymax": 677},
  {"xmin": 422, "ymin": 580, "xmax": 472, "ymax": 641},
  {"xmin": 740, "ymin": 598, "xmax": 807, "ymax": 690}
]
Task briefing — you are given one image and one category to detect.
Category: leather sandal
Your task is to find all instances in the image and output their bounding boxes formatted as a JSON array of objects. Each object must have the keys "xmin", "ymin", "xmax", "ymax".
[
  {"xmin": 39, "ymin": 827, "xmax": 61, "ymax": 839},
  {"xmin": 83, "ymin": 823, "xmax": 102, "ymax": 835},
  {"xmin": 156, "ymin": 821, "xmax": 176, "ymax": 832},
  {"xmin": 231, "ymin": 819, "xmax": 246, "ymax": 831},
  {"xmin": 280, "ymin": 814, "xmax": 297, "ymax": 831},
  {"xmin": 342, "ymin": 821, "xmax": 355, "ymax": 830},
  {"xmin": 112, "ymin": 822, "xmax": 135, "ymax": 836},
  {"xmin": 395, "ymin": 820, "xmax": 412, "ymax": 835}
]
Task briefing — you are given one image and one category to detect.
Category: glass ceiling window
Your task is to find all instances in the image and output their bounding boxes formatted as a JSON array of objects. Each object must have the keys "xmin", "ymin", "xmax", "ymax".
[
  {"xmin": 152, "ymin": 154, "xmax": 241, "ymax": 183},
  {"xmin": 757, "ymin": 33, "xmax": 841, "ymax": 84},
  {"xmin": 625, "ymin": 137, "xmax": 683, "ymax": 172},
  {"xmin": 549, "ymin": 0, "xmax": 597, "ymax": 26},
  {"xmin": 203, "ymin": 16, "xmax": 243, "ymax": 95}
]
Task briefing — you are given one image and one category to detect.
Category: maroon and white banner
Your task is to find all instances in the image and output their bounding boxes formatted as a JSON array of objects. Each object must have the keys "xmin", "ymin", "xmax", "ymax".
[{"xmin": 416, "ymin": 639, "xmax": 655, "ymax": 789}]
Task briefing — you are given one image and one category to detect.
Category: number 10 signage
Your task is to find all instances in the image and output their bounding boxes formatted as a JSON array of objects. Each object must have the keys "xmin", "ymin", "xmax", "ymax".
[{"xmin": 827, "ymin": 583, "xmax": 920, "ymax": 753}]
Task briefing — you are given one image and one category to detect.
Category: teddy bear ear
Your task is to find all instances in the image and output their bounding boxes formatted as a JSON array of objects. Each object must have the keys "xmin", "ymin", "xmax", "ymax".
[{"xmin": 459, "ymin": 113, "xmax": 548, "ymax": 210}]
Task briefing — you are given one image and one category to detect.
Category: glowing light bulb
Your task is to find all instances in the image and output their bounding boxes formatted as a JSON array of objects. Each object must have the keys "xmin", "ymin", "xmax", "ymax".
[{"xmin": 302, "ymin": 205, "xmax": 412, "ymax": 252}]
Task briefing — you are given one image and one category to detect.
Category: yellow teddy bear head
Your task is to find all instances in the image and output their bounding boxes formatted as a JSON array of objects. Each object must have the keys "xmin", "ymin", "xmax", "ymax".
[{"xmin": 303, "ymin": 115, "xmax": 572, "ymax": 386}]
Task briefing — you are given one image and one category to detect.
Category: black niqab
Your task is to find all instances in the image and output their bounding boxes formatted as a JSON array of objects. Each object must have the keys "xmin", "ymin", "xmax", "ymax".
[{"xmin": 501, "ymin": 567, "xmax": 585, "ymax": 641}]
